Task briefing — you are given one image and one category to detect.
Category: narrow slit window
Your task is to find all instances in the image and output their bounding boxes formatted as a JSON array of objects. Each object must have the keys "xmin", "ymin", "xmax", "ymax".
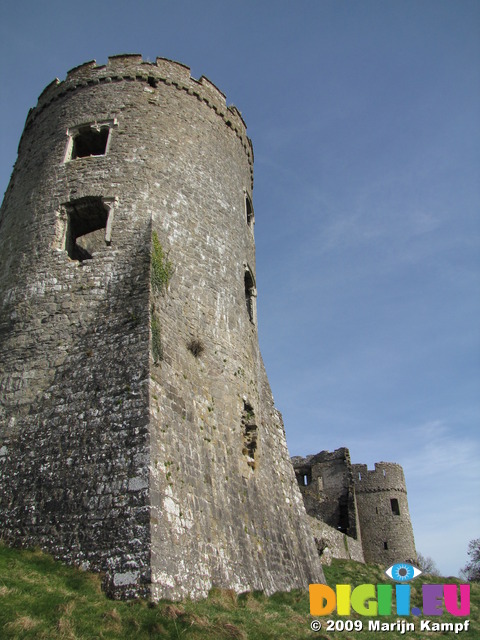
[
  {"xmin": 296, "ymin": 470, "xmax": 311, "ymax": 486},
  {"xmin": 384, "ymin": 541, "xmax": 388, "ymax": 550},
  {"xmin": 244, "ymin": 269, "xmax": 256, "ymax": 324},
  {"xmin": 245, "ymin": 193, "xmax": 254, "ymax": 229},
  {"xmin": 242, "ymin": 401, "xmax": 257, "ymax": 470}
]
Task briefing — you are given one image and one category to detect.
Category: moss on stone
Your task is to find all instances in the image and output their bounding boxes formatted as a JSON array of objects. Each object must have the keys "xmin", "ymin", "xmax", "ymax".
[{"xmin": 151, "ymin": 231, "xmax": 173, "ymax": 295}]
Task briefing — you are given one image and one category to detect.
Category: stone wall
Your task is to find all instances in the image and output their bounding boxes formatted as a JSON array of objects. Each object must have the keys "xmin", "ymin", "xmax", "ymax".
[
  {"xmin": 307, "ymin": 516, "xmax": 364, "ymax": 565},
  {"xmin": 0, "ymin": 55, "xmax": 324, "ymax": 599}
]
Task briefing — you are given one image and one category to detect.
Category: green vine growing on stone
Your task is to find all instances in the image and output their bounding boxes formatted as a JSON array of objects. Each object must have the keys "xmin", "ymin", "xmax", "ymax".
[{"xmin": 151, "ymin": 231, "xmax": 174, "ymax": 295}]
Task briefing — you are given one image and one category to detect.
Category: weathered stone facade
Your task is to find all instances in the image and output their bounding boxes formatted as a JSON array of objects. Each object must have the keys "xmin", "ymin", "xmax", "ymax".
[
  {"xmin": 0, "ymin": 55, "xmax": 324, "ymax": 599},
  {"xmin": 292, "ymin": 449, "xmax": 417, "ymax": 566},
  {"xmin": 353, "ymin": 461, "xmax": 417, "ymax": 565}
]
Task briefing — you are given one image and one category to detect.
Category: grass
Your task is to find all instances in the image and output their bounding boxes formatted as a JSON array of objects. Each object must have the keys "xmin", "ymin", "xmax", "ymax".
[{"xmin": 0, "ymin": 542, "xmax": 477, "ymax": 639}]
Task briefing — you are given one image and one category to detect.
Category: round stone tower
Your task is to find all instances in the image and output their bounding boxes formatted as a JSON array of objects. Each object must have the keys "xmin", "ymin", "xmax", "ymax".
[
  {"xmin": 0, "ymin": 55, "xmax": 324, "ymax": 599},
  {"xmin": 352, "ymin": 462, "xmax": 417, "ymax": 565}
]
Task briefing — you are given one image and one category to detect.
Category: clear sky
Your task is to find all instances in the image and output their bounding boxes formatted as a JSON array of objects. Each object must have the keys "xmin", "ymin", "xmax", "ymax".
[{"xmin": 1, "ymin": 0, "xmax": 479, "ymax": 578}]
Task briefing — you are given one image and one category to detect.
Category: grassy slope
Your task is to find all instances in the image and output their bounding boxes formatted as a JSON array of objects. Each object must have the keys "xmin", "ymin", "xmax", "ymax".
[{"xmin": 0, "ymin": 542, "xmax": 477, "ymax": 639}]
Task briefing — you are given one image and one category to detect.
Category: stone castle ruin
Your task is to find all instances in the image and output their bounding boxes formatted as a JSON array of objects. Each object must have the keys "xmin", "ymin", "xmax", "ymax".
[
  {"xmin": 0, "ymin": 55, "xmax": 415, "ymax": 600},
  {"xmin": 292, "ymin": 449, "xmax": 417, "ymax": 567}
]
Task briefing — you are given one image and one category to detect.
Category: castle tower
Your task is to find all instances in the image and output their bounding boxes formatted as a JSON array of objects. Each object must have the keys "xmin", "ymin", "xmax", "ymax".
[
  {"xmin": 292, "ymin": 448, "xmax": 359, "ymax": 539},
  {"xmin": 352, "ymin": 462, "xmax": 417, "ymax": 565},
  {"xmin": 0, "ymin": 55, "xmax": 324, "ymax": 599}
]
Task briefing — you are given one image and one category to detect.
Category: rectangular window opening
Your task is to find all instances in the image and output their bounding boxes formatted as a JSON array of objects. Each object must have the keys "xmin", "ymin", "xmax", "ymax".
[
  {"xmin": 390, "ymin": 498, "xmax": 400, "ymax": 516},
  {"xmin": 72, "ymin": 125, "xmax": 109, "ymax": 158},
  {"xmin": 65, "ymin": 119, "xmax": 117, "ymax": 162},
  {"xmin": 65, "ymin": 197, "xmax": 110, "ymax": 261}
]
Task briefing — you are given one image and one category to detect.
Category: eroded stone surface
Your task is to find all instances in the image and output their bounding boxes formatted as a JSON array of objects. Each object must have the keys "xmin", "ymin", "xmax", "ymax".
[{"xmin": 0, "ymin": 55, "xmax": 324, "ymax": 599}]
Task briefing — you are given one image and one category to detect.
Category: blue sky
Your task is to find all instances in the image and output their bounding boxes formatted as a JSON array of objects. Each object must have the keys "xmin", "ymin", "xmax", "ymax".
[{"xmin": 1, "ymin": 0, "xmax": 478, "ymax": 578}]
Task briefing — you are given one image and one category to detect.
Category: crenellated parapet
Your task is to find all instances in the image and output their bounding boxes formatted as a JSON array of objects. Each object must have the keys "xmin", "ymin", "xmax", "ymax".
[
  {"xmin": 352, "ymin": 462, "xmax": 408, "ymax": 494},
  {"xmin": 24, "ymin": 54, "xmax": 253, "ymax": 185}
]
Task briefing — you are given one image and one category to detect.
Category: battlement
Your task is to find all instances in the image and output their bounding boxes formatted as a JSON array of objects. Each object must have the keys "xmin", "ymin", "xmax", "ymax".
[
  {"xmin": 352, "ymin": 462, "xmax": 407, "ymax": 493},
  {"xmin": 294, "ymin": 447, "xmax": 351, "ymax": 467},
  {"xmin": 28, "ymin": 54, "xmax": 253, "ymax": 177}
]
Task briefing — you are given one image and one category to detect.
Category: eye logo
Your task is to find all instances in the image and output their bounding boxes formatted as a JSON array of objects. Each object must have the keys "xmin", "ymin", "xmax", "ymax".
[{"xmin": 385, "ymin": 563, "xmax": 422, "ymax": 582}]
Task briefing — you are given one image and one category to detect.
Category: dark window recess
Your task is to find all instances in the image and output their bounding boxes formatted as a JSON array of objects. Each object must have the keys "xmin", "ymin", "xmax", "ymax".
[
  {"xmin": 242, "ymin": 402, "xmax": 257, "ymax": 469},
  {"xmin": 65, "ymin": 197, "xmax": 109, "ymax": 261},
  {"xmin": 390, "ymin": 498, "xmax": 400, "ymax": 516},
  {"xmin": 244, "ymin": 270, "xmax": 255, "ymax": 323},
  {"xmin": 71, "ymin": 125, "xmax": 109, "ymax": 159},
  {"xmin": 246, "ymin": 194, "xmax": 254, "ymax": 228},
  {"xmin": 148, "ymin": 76, "xmax": 158, "ymax": 88},
  {"xmin": 296, "ymin": 470, "xmax": 312, "ymax": 486},
  {"xmin": 384, "ymin": 541, "xmax": 388, "ymax": 550},
  {"xmin": 338, "ymin": 496, "xmax": 350, "ymax": 534}
]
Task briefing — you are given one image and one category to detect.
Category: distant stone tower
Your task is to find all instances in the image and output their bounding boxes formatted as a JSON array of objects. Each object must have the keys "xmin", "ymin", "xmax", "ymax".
[
  {"xmin": 352, "ymin": 462, "xmax": 417, "ymax": 565},
  {"xmin": 292, "ymin": 450, "xmax": 416, "ymax": 566},
  {"xmin": 0, "ymin": 55, "xmax": 323, "ymax": 599}
]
